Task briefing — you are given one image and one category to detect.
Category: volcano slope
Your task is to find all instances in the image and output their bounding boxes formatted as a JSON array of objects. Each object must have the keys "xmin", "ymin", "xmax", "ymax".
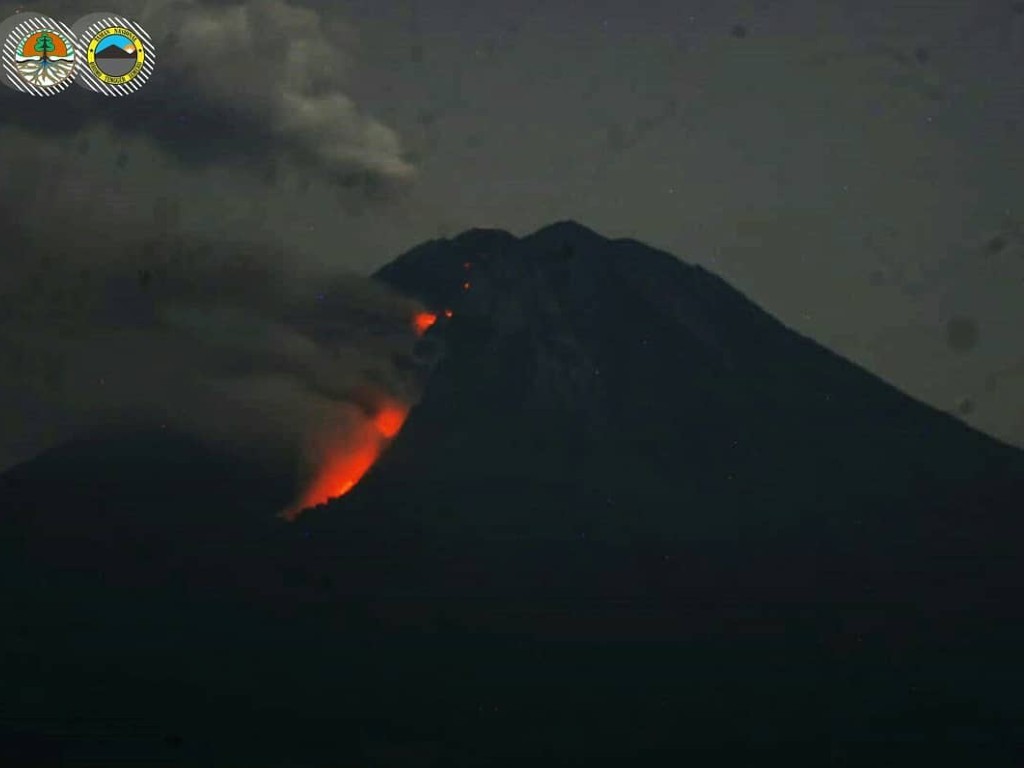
[{"xmin": 1, "ymin": 221, "xmax": 1022, "ymax": 766}]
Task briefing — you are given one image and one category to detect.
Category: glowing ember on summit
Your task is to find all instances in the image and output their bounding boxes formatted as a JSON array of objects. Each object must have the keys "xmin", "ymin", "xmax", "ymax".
[
  {"xmin": 280, "ymin": 398, "xmax": 410, "ymax": 521},
  {"xmin": 412, "ymin": 311, "xmax": 437, "ymax": 335}
]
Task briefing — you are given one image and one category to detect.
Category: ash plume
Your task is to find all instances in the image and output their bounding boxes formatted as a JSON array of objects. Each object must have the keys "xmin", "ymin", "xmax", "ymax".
[
  {"xmin": 0, "ymin": 0, "xmax": 430, "ymax": 505},
  {"xmin": 0, "ymin": 221, "xmax": 429, "ymax": 484},
  {"xmin": 0, "ymin": 0, "xmax": 415, "ymax": 192}
]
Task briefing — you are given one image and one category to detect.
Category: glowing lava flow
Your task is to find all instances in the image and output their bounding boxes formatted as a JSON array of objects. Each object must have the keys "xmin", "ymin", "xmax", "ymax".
[
  {"xmin": 281, "ymin": 310, "xmax": 442, "ymax": 521},
  {"xmin": 413, "ymin": 311, "xmax": 437, "ymax": 336},
  {"xmin": 373, "ymin": 401, "xmax": 406, "ymax": 438},
  {"xmin": 281, "ymin": 399, "xmax": 410, "ymax": 521}
]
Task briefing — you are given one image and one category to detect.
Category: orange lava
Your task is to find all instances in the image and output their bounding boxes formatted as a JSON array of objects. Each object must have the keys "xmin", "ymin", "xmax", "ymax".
[
  {"xmin": 281, "ymin": 398, "xmax": 410, "ymax": 521},
  {"xmin": 373, "ymin": 401, "xmax": 408, "ymax": 438},
  {"xmin": 462, "ymin": 281, "xmax": 471, "ymax": 291},
  {"xmin": 412, "ymin": 311, "xmax": 437, "ymax": 336},
  {"xmin": 443, "ymin": 308, "xmax": 454, "ymax": 318}
]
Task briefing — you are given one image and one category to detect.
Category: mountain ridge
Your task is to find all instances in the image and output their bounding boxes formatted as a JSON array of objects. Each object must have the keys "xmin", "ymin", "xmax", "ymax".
[
  {"xmin": 380, "ymin": 220, "xmax": 1018, "ymax": 446},
  {"xmin": 361, "ymin": 220, "xmax": 1021, "ymax": 504}
]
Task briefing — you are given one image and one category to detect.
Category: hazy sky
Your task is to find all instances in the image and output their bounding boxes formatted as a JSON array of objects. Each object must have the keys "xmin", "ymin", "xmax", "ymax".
[{"xmin": 1, "ymin": 0, "xmax": 1022, "ymax": 448}]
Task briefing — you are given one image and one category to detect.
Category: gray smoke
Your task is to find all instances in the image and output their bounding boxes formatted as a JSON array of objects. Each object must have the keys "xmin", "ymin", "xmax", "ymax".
[
  {"xmin": 0, "ymin": 0, "xmax": 414, "ymax": 190},
  {"xmin": 0, "ymin": 221, "xmax": 428, "ymax": 475},
  {"xmin": 0, "ymin": 0, "xmax": 427, "ymax": 481}
]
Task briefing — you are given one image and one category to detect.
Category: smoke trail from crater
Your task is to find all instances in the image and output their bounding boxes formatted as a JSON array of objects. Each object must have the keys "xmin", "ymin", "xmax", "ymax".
[{"xmin": 0, "ymin": 225, "xmax": 431, "ymax": 512}]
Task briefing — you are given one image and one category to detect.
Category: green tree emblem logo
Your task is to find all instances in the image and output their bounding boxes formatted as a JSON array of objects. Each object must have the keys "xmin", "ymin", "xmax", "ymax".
[
  {"xmin": 34, "ymin": 32, "xmax": 54, "ymax": 62},
  {"xmin": 11, "ymin": 28, "xmax": 76, "ymax": 88}
]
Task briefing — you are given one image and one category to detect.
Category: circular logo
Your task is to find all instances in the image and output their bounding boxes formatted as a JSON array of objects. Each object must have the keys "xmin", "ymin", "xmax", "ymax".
[
  {"xmin": 0, "ymin": 13, "xmax": 78, "ymax": 95},
  {"xmin": 72, "ymin": 13, "xmax": 154, "ymax": 95}
]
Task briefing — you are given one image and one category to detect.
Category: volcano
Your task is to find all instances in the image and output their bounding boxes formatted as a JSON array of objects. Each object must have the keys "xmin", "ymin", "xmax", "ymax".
[{"xmin": 1, "ymin": 221, "xmax": 1022, "ymax": 765}]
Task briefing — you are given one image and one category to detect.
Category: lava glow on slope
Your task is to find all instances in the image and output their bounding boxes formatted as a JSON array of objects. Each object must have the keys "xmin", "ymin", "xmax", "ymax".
[
  {"xmin": 412, "ymin": 311, "xmax": 437, "ymax": 336},
  {"xmin": 373, "ymin": 401, "xmax": 406, "ymax": 438},
  {"xmin": 281, "ymin": 398, "xmax": 410, "ymax": 521},
  {"xmin": 280, "ymin": 310, "xmax": 438, "ymax": 521}
]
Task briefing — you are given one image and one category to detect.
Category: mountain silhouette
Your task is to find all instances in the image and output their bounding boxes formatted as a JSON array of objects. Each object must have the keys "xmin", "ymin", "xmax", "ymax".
[
  {"xmin": 94, "ymin": 43, "xmax": 136, "ymax": 59},
  {"xmin": 1, "ymin": 221, "xmax": 1022, "ymax": 766}
]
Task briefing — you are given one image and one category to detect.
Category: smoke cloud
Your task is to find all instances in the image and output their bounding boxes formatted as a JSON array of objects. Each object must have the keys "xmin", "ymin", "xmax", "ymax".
[
  {"xmin": 0, "ymin": 0, "xmax": 414, "ymax": 190},
  {"xmin": 0, "ymin": 218, "xmax": 429, "ymax": 476},
  {"xmin": 0, "ymin": 0, "xmax": 428, "ymax": 505}
]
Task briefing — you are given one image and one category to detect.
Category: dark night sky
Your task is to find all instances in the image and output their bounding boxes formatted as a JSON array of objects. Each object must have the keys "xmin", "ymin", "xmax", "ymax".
[{"xmin": 1, "ymin": 0, "xmax": 1022, "ymax": 459}]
